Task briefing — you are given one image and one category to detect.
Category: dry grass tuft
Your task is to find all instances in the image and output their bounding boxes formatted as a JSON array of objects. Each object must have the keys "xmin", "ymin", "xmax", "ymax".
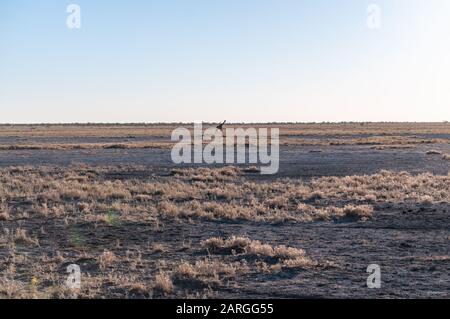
[
  {"xmin": 10, "ymin": 228, "xmax": 39, "ymax": 246},
  {"xmin": 0, "ymin": 142, "xmax": 172, "ymax": 151},
  {"xmin": 151, "ymin": 243, "xmax": 167, "ymax": 253},
  {"xmin": 326, "ymin": 204, "xmax": 374, "ymax": 220},
  {"xmin": 202, "ymin": 236, "xmax": 252, "ymax": 254},
  {"xmin": 0, "ymin": 205, "xmax": 9, "ymax": 221},
  {"xmin": 174, "ymin": 259, "xmax": 241, "ymax": 287},
  {"xmin": 242, "ymin": 166, "xmax": 261, "ymax": 173},
  {"xmin": 371, "ymin": 145, "xmax": 414, "ymax": 150},
  {"xmin": 170, "ymin": 166, "xmax": 240, "ymax": 182},
  {"xmin": 0, "ymin": 278, "xmax": 27, "ymax": 298},
  {"xmin": 158, "ymin": 201, "xmax": 180, "ymax": 217},
  {"xmin": 154, "ymin": 271, "xmax": 173, "ymax": 294},
  {"xmin": 201, "ymin": 236, "xmax": 315, "ymax": 269},
  {"xmin": 98, "ymin": 250, "xmax": 117, "ymax": 270}
]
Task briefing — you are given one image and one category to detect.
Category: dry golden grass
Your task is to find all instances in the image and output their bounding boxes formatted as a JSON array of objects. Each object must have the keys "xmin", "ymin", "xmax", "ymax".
[
  {"xmin": 0, "ymin": 122, "xmax": 448, "ymax": 138},
  {"xmin": 202, "ymin": 236, "xmax": 305, "ymax": 259},
  {"xmin": 281, "ymin": 136, "xmax": 447, "ymax": 147},
  {"xmin": 98, "ymin": 250, "xmax": 117, "ymax": 270},
  {"xmin": 0, "ymin": 205, "xmax": 9, "ymax": 221},
  {"xmin": 154, "ymin": 271, "xmax": 174, "ymax": 294},
  {"xmin": 1, "ymin": 161, "xmax": 446, "ymax": 298},
  {"xmin": 0, "ymin": 124, "xmax": 176, "ymax": 138},
  {"xmin": 371, "ymin": 145, "xmax": 414, "ymax": 150},
  {"xmin": 0, "ymin": 123, "xmax": 448, "ymax": 150},
  {"xmin": 0, "ymin": 166, "xmax": 448, "ymax": 225},
  {"xmin": 0, "ymin": 278, "xmax": 30, "ymax": 299},
  {"xmin": 151, "ymin": 243, "xmax": 168, "ymax": 253},
  {"xmin": 0, "ymin": 164, "xmax": 447, "ymax": 298},
  {"xmin": 201, "ymin": 236, "xmax": 316, "ymax": 270},
  {"xmin": 4, "ymin": 228, "xmax": 40, "ymax": 246},
  {"xmin": 0, "ymin": 142, "xmax": 172, "ymax": 151},
  {"xmin": 170, "ymin": 166, "xmax": 240, "ymax": 181},
  {"xmin": 174, "ymin": 259, "xmax": 243, "ymax": 287},
  {"xmin": 163, "ymin": 235, "xmax": 318, "ymax": 290},
  {"xmin": 0, "ymin": 136, "xmax": 446, "ymax": 151},
  {"xmin": 0, "ymin": 232, "xmax": 318, "ymax": 298}
]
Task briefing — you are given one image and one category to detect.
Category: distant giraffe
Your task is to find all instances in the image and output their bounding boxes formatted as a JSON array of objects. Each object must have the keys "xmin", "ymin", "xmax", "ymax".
[{"xmin": 216, "ymin": 120, "xmax": 226, "ymax": 131}]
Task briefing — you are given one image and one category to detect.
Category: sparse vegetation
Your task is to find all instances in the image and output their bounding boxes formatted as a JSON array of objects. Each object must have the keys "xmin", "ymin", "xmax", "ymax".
[
  {"xmin": 0, "ymin": 166, "xmax": 447, "ymax": 225},
  {"xmin": 201, "ymin": 236, "xmax": 314, "ymax": 267},
  {"xmin": 0, "ymin": 205, "xmax": 9, "ymax": 221},
  {"xmin": 173, "ymin": 259, "xmax": 241, "ymax": 288},
  {"xmin": 0, "ymin": 123, "xmax": 448, "ymax": 151},
  {"xmin": 154, "ymin": 271, "xmax": 174, "ymax": 294},
  {"xmin": 98, "ymin": 250, "xmax": 117, "ymax": 270},
  {"xmin": 0, "ymin": 122, "xmax": 448, "ymax": 299}
]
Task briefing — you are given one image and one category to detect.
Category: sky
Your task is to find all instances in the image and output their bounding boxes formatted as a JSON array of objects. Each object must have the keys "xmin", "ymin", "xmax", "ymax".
[{"xmin": 1, "ymin": 0, "xmax": 449, "ymax": 123}]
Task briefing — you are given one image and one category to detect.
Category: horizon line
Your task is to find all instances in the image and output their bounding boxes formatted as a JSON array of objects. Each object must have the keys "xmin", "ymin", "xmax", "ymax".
[{"xmin": 0, "ymin": 121, "xmax": 448, "ymax": 126}]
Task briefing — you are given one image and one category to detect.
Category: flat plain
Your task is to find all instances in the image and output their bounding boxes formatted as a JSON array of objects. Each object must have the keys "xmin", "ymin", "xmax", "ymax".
[{"xmin": 0, "ymin": 122, "xmax": 449, "ymax": 298}]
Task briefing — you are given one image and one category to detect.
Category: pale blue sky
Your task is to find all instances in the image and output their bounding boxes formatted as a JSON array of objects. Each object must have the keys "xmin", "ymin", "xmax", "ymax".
[{"xmin": 1, "ymin": 0, "xmax": 449, "ymax": 123}]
